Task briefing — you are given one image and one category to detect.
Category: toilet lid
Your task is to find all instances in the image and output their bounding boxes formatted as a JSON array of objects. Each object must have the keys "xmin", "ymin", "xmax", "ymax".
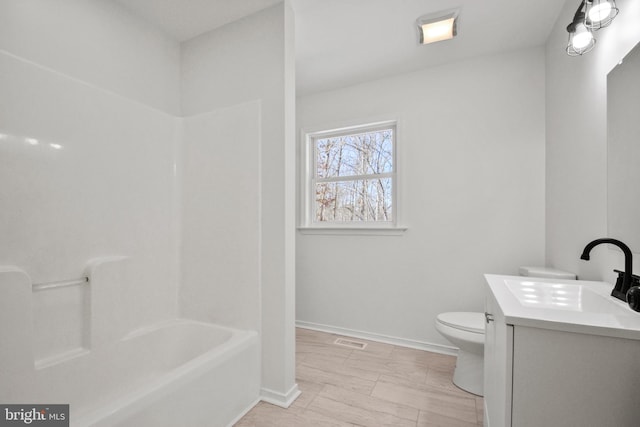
[{"xmin": 437, "ymin": 312, "xmax": 485, "ymax": 334}]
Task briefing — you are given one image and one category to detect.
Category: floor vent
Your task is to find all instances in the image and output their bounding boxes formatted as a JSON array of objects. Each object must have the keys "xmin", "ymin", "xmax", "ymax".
[{"xmin": 334, "ymin": 337, "xmax": 367, "ymax": 350}]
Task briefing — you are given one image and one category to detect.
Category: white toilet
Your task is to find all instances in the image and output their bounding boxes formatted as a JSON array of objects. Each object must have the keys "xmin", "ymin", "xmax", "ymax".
[
  {"xmin": 435, "ymin": 312, "xmax": 485, "ymax": 395},
  {"xmin": 435, "ymin": 266, "xmax": 576, "ymax": 396}
]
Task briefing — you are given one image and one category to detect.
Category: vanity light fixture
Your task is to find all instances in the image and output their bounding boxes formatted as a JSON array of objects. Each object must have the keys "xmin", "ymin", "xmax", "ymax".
[
  {"xmin": 566, "ymin": 1, "xmax": 596, "ymax": 56},
  {"xmin": 584, "ymin": 0, "xmax": 618, "ymax": 29},
  {"xmin": 417, "ymin": 9, "xmax": 459, "ymax": 45},
  {"xmin": 566, "ymin": 0, "xmax": 619, "ymax": 56}
]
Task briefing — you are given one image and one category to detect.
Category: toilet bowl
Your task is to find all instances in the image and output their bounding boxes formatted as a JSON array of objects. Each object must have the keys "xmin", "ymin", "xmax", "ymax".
[
  {"xmin": 435, "ymin": 266, "xmax": 576, "ymax": 397},
  {"xmin": 435, "ymin": 312, "xmax": 485, "ymax": 396}
]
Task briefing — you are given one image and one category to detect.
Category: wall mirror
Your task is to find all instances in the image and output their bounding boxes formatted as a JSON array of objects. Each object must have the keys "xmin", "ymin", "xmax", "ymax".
[{"xmin": 608, "ymin": 41, "xmax": 640, "ymax": 252}]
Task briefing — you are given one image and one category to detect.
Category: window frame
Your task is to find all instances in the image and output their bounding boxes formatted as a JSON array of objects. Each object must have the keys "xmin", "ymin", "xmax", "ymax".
[{"xmin": 299, "ymin": 120, "xmax": 405, "ymax": 234}]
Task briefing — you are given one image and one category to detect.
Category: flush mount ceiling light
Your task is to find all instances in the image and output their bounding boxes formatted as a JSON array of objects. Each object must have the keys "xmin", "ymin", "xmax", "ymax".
[
  {"xmin": 566, "ymin": 0, "xmax": 619, "ymax": 56},
  {"xmin": 417, "ymin": 9, "xmax": 459, "ymax": 45}
]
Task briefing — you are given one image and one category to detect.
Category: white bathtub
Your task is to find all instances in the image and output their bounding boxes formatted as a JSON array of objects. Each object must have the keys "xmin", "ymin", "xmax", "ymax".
[
  {"xmin": 0, "ymin": 261, "xmax": 261, "ymax": 427},
  {"xmin": 4, "ymin": 318, "xmax": 260, "ymax": 427},
  {"xmin": 75, "ymin": 319, "xmax": 260, "ymax": 427}
]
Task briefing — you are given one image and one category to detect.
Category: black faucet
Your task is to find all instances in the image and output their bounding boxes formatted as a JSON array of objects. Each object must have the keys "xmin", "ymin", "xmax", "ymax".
[{"xmin": 580, "ymin": 238, "xmax": 635, "ymax": 302}]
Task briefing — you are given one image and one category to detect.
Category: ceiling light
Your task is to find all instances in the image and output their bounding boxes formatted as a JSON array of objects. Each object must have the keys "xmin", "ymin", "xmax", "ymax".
[
  {"xmin": 584, "ymin": 0, "xmax": 618, "ymax": 29},
  {"xmin": 417, "ymin": 9, "xmax": 459, "ymax": 45}
]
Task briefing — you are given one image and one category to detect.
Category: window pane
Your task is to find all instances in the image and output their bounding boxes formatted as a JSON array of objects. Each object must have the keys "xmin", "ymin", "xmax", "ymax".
[
  {"xmin": 315, "ymin": 129, "xmax": 393, "ymax": 179},
  {"xmin": 314, "ymin": 178, "xmax": 393, "ymax": 222}
]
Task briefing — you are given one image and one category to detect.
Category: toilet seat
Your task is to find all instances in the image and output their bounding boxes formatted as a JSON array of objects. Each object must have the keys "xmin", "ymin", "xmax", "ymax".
[{"xmin": 436, "ymin": 312, "xmax": 485, "ymax": 334}]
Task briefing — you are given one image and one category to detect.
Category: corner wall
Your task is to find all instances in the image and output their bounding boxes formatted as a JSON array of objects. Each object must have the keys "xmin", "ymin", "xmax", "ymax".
[
  {"xmin": 296, "ymin": 48, "xmax": 546, "ymax": 348},
  {"xmin": 545, "ymin": 0, "xmax": 640, "ymax": 281},
  {"xmin": 179, "ymin": 2, "xmax": 298, "ymax": 405}
]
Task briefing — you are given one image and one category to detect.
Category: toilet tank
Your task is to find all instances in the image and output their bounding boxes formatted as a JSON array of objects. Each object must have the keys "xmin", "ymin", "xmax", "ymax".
[{"xmin": 519, "ymin": 266, "xmax": 576, "ymax": 280}]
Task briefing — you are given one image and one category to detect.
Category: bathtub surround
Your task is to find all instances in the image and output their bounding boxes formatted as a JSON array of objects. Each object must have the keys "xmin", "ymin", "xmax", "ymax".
[
  {"xmin": 0, "ymin": 0, "xmax": 297, "ymax": 422},
  {"xmin": 0, "ymin": 45, "xmax": 180, "ymax": 329},
  {"xmin": 180, "ymin": 102, "xmax": 262, "ymax": 330}
]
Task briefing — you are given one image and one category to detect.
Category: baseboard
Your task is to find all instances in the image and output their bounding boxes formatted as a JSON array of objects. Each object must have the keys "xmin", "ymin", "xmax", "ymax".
[
  {"xmin": 225, "ymin": 397, "xmax": 261, "ymax": 427},
  {"xmin": 228, "ymin": 385, "xmax": 301, "ymax": 424},
  {"xmin": 260, "ymin": 383, "xmax": 301, "ymax": 408},
  {"xmin": 295, "ymin": 320, "xmax": 458, "ymax": 356}
]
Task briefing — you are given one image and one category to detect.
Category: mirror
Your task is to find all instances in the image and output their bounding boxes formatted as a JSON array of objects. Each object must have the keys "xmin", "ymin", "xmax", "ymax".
[{"xmin": 608, "ymin": 41, "xmax": 640, "ymax": 252}]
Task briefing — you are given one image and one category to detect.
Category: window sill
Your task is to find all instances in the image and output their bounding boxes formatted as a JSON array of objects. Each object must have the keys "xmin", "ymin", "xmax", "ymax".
[{"xmin": 297, "ymin": 226, "xmax": 408, "ymax": 236}]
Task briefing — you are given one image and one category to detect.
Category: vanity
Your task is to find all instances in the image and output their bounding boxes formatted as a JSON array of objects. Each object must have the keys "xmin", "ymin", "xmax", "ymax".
[{"xmin": 483, "ymin": 275, "xmax": 640, "ymax": 427}]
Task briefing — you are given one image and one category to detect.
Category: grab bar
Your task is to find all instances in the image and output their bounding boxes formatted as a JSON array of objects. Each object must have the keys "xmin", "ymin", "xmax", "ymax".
[{"xmin": 32, "ymin": 277, "xmax": 89, "ymax": 292}]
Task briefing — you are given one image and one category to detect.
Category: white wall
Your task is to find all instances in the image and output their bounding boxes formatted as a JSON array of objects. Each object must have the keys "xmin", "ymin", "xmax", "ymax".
[
  {"xmin": 0, "ymin": 0, "xmax": 181, "ymax": 115},
  {"xmin": 296, "ymin": 48, "xmax": 546, "ymax": 348},
  {"xmin": 180, "ymin": 2, "xmax": 298, "ymax": 405},
  {"xmin": 0, "ymin": 1, "xmax": 181, "ymax": 330},
  {"xmin": 180, "ymin": 101, "xmax": 261, "ymax": 331},
  {"xmin": 545, "ymin": 0, "xmax": 640, "ymax": 282}
]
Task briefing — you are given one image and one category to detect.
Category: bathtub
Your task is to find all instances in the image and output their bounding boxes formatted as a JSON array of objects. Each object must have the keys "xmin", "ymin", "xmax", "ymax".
[
  {"xmin": 0, "ymin": 262, "xmax": 261, "ymax": 427},
  {"xmin": 4, "ymin": 317, "xmax": 260, "ymax": 427},
  {"xmin": 73, "ymin": 319, "xmax": 260, "ymax": 427}
]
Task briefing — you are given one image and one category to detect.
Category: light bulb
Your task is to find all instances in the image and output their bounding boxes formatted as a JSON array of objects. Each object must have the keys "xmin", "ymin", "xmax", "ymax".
[
  {"xmin": 588, "ymin": 2, "xmax": 612, "ymax": 23},
  {"xmin": 572, "ymin": 24, "xmax": 594, "ymax": 50},
  {"xmin": 419, "ymin": 17, "xmax": 456, "ymax": 44}
]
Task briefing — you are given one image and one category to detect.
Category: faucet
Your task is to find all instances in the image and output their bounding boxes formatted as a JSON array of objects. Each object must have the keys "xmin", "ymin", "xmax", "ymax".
[{"xmin": 580, "ymin": 238, "xmax": 634, "ymax": 302}]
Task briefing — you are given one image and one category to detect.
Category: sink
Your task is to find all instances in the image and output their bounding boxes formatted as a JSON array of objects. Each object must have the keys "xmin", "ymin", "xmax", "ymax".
[
  {"xmin": 486, "ymin": 274, "xmax": 640, "ymax": 342},
  {"xmin": 505, "ymin": 280, "xmax": 625, "ymax": 313}
]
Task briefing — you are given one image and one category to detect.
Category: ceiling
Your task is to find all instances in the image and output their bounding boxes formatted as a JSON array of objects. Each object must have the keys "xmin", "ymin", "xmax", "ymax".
[
  {"xmin": 114, "ymin": 0, "xmax": 568, "ymax": 96},
  {"xmin": 114, "ymin": 0, "xmax": 283, "ymax": 41}
]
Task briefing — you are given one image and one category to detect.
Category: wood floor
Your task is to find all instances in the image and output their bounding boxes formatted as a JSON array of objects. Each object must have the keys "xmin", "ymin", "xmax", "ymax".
[{"xmin": 235, "ymin": 328, "xmax": 484, "ymax": 427}]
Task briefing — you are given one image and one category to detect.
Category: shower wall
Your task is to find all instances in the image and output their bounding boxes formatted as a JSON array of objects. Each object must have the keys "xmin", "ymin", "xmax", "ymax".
[
  {"xmin": 0, "ymin": 0, "xmax": 182, "ymax": 334},
  {"xmin": 181, "ymin": 102, "xmax": 261, "ymax": 330},
  {"xmin": 1, "ymin": 0, "xmax": 296, "ymax": 407}
]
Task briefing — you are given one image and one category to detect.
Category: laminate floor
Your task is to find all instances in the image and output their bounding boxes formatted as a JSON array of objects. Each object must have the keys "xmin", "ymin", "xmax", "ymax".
[{"xmin": 235, "ymin": 328, "xmax": 484, "ymax": 427}]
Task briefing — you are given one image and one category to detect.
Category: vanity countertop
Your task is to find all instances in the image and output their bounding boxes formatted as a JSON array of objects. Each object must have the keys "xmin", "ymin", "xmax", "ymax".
[{"xmin": 485, "ymin": 274, "xmax": 640, "ymax": 340}]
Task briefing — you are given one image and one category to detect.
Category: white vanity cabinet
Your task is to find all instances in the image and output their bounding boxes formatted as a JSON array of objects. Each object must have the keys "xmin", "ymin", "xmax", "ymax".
[
  {"xmin": 484, "ymin": 275, "xmax": 640, "ymax": 427},
  {"xmin": 483, "ymin": 287, "xmax": 512, "ymax": 427}
]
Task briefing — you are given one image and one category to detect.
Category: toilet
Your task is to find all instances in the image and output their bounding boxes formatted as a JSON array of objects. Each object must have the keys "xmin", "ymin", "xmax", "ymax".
[
  {"xmin": 435, "ymin": 312, "xmax": 485, "ymax": 395},
  {"xmin": 435, "ymin": 266, "xmax": 576, "ymax": 396}
]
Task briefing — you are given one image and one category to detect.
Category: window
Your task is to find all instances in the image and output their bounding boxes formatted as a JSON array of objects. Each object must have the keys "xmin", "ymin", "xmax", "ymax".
[{"xmin": 302, "ymin": 121, "xmax": 399, "ymax": 230}]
